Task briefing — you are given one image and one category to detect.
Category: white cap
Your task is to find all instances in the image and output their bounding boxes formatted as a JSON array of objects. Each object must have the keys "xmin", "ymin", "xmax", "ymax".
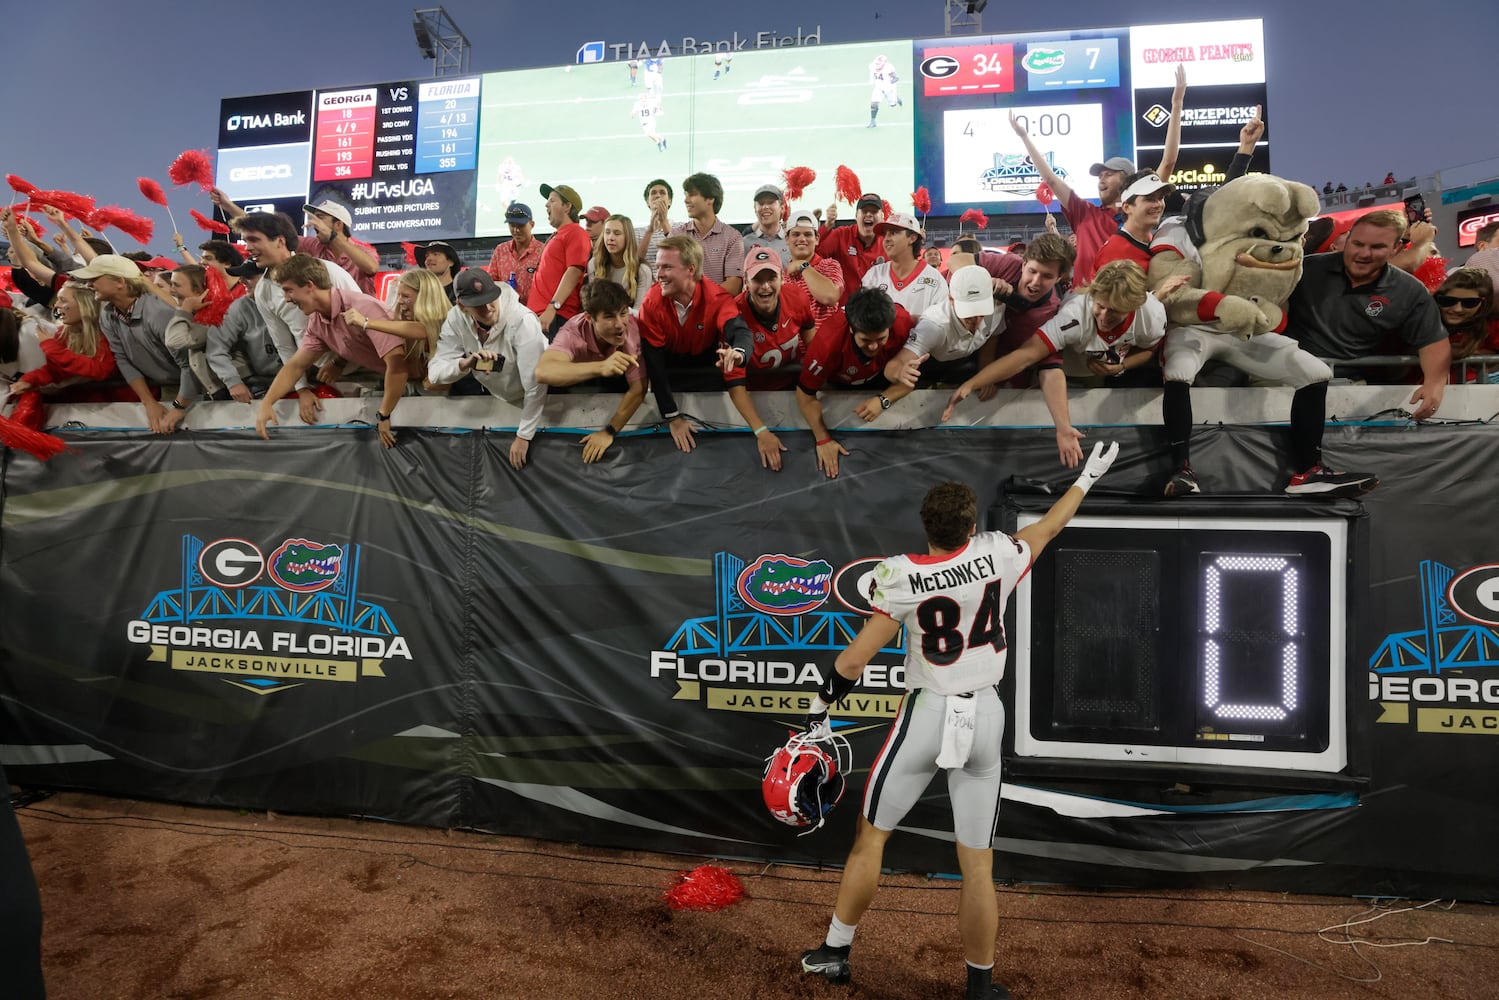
[
  {"xmin": 1120, "ymin": 173, "xmax": 1171, "ymax": 202},
  {"xmin": 874, "ymin": 212, "xmax": 923, "ymax": 237},
  {"xmin": 303, "ymin": 200, "xmax": 353, "ymax": 229},
  {"xmin": 786, "ymin": 210, "xmax": 819, "ymax": 232},
  {"xmin": 949, "ymin": 265, "xmax": 995, "ymax": 319}
]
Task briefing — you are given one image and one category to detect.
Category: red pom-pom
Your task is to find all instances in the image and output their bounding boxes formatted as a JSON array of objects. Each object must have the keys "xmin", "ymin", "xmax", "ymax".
[
  {"xmin": 0, "ymin": 396, "xmax": 68, "ymax": 461},
  {"xmin": 880, "ymin": 199, "xmax": 893, "ymax": 222},
  {"xmin": 169, "ymin": 149, "xmax": 215, "ymax": 191},
  {"xmin": 91, "ymin": 206, "xmax": 155, "ymax": 245},
  {"xmin": 960, "ymin": 208, "xmax": 989, "ymax": 230},
  {"xmin": 12, "ymin": 208, "xmax": 45, "ymax": 237},
  {"xmin": 1035, "ymin": 182, "xmax": 1055, "ymax": 207},
  {"xmin": 192, "ymin": 264, "xmax": 232, "ymax": 327},
  {"xmin": 663, "ymin": 864, "xmax": 745, "ymax": 912},
  {"xmin": 1413, "ymin": 255, "xmax": 1449, "ymax": 293},
  {"xmin": 190, "ymin": 209, "xmax": 230, "ymax": 234},
  {"xmin": 835, "ymin": 165, "xmax": 862, "ymax": 206},
  {"xmin": 137, "ymin": 177, "xmax": 169, "ymax": 208},
  {"xmin": 30, "ymin": 189, "xmax": 97, "ymax": 221},
  {"xmin": 782, "ymin": 166, "xmax": 816, "ymax": 202},
  {"xmin": 401, "ymin": 242, "xmax": 419, "ymax": 267},
  {"xmin": 6, "ymin": 174, "xmax": 37, "ymax": 196},
  {"xmin": 911, "ymin": 186, "xmax": 931, "ymax": 216}
]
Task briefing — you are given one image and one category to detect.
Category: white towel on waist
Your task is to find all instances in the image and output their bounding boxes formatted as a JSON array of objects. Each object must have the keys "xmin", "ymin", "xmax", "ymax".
[{"xmin": 935, "ymin": 693, "xmax": 977, "ymax": 769}]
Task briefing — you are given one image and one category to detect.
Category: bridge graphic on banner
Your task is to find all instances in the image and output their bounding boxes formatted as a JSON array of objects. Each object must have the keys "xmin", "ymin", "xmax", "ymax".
[
  {"xmin": 662, "ymin": 552, "xmax": 904, "ymax": 657},
  {"xmin": 139, "ymin": 535, "xmax": 399, "ymax": 636},
  {"xmin": 1369, "ymin": 560, "xmax": 1499, "ymax": 675}
]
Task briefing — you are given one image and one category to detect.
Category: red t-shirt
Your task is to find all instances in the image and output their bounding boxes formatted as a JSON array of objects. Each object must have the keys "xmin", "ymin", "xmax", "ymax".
[
  {"xmin": 735, "ymin": 281, "xmax": 816, "ymax": 389},
  {"xmin": 638, "ymin": 278, "xmax": 746, "ymax": 384},
  {"xmin": 1060, "ymin": 190, "xmax": 1120, "ymax": 285},
  {"xmin": 798, "ymin": 304, "xmax": 914, "ymax": 393},
  {"xmin": 1093, "ymin": 229, "xmax": 1155, "ymax": 272},
  {"xmin": 526, "ymin": 222, "xmax": 591, "ymax": 318},
  {"xmin": 816, "ymin": 225, "xmax": 885, "ymax": 302}
]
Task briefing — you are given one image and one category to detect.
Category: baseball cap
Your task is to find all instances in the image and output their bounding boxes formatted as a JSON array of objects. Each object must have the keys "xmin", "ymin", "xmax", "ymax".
[
  {"xmin": 1089, "ymin": 157, "xmax": 1136, "ymax": 177},
  {"xmin": 787, "ymin": 210, "xmax": 819, "ymax": 232},
  {"xmin": 454, "ymin": 268, "xmax": 502, "ymax": 307},
  {"xmin": 856, "ymin": 193, "xmax": 883, "ymax": 211},
  {"xmin": 303, "ymin": 199, "xmax": 353, "ymax": 229},
  {"xmin": 949, "ymin": 266, "xmax": 996, "ymax": 319},
  {"xmin": 504, "ymin": 202, "xmax": 533, "ymax": 224},
  {"xmin": 743, "ymin": 247, "xmax": 782, "ymax": 279},
  {"xmin": 753, "ymin": 184, "xmax": 783, "ymax": 203},
  {"xmin": 226, "ymin": 258, "xmax": 266, "ymax": 278},
  {"xmin": 70, "ymin": 254, "xmax": 143, "ymax": 281},
  {"xmin": 583, "ymin": 205, "xmax": 610, "ymax": 224},
  {"xmin": 539, "ymin": 183, "xmax": 583, "ymax": 213},
  {"xmin": 874, "ymin": 212, "xmax": 923, "ymax": 236},
  {"xmin": 415, "ymin": 241, "xmax": 459, "ymax": 267},
  {"xmin": 1120, "ymin": 173, "xmax": 1173, "ymax": 202}
]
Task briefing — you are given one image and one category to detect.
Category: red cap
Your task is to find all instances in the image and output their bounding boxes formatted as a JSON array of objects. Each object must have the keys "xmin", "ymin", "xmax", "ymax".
[{"xmin": 583, "ymin": 206, "xmax": 610, "ymax": 223}]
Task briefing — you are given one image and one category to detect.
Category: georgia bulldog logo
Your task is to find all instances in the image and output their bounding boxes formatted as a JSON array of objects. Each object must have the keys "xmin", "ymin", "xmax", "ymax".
[{"xmin": 1365, "ymin": 295, "xmax": 1389, "ymax": 318}]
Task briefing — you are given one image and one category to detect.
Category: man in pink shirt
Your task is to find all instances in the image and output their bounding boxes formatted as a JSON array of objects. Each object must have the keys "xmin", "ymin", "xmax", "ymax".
[
  {"xmin": 255, "ymin": 254, "xmax": 411, "ymax": 449},
  {"xmin": 535, "ymin": 279, "xmax": 648, "ymax": 463}
]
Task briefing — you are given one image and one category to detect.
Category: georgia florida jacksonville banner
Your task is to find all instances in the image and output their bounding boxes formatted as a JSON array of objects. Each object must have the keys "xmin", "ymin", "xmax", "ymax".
[{"xmin": 2, "ymin": 424, "xmax": 1498, "ymax": 899}]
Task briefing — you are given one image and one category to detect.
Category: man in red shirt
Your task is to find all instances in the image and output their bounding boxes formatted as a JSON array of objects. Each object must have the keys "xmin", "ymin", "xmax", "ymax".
[
  {"xmin": 527, "ymin": 183, "xmax": 590, "ymax": 335},
  {"xmin": 255, "ymin": 254, "xmax": 409, "ymax": 449},
  {"xmin": 817, "ymin": 193, "xmax": 886, "ymax": 301},
  {"xmin": 784, "ymin": 210, "xmax": 845, "ymax": 327},
  {"xmin": 1094, "ymin": 173, "xmax": 1172, "ymax": 272},
  {"xmin": 637, "ymin": 235, "xmax": 752, "ymax": 453},
  {"xmin": 796, "ymin": 287, "xmax": 913, "ymax": 479},
  {"xmin": 737, "ymin": 247, "xmax": 817, "ymax": 390},
  {"xmin": 487, "ymin": 202, "xmax": 544, "ymax": 304}
]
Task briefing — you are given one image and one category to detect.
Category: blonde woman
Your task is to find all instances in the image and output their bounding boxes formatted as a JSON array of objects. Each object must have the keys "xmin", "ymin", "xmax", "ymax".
[
  {"xmin": 342, "ymin": 268, "xmax": 447, "ymax": 384},
  {"xmin": 589, "ymin": 214, "xmax": 651, "ymax": 310}
]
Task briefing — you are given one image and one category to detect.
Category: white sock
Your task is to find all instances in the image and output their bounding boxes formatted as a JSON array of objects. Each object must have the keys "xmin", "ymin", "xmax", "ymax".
[{"xmin": 826, "ymin": 914, "xmax": 857, "ymax": 948}]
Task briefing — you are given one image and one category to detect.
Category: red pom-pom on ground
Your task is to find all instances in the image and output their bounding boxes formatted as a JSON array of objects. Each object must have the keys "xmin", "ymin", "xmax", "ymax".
[{"xmin": 663, "ymin": 864, "xmax": 745, "ymax": 912}]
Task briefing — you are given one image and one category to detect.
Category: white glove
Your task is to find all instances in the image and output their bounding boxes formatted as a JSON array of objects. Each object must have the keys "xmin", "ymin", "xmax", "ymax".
[{"xmin": 1073, "ymin": 441, "xmax": 1118, "ymax": 495}]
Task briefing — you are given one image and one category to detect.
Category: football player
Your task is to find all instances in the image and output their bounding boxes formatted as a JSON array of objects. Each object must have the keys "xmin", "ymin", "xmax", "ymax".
[
  {"xmin": 867, "ymin": 54, "xmax": 901, "ymax": 127},
  {"xmin": 632, "ymin": 93, "xmax": 666, "ymax": 152},
  {"xmin": 799, "ymin": 446, "xmax": 1120, "ymax": 1000}
]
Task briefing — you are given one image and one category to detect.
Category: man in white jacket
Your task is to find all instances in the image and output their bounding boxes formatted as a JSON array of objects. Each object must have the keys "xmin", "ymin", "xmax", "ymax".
[{"xmin": 429, "ymin": 269, "xmax": 549, "ymax": 470}]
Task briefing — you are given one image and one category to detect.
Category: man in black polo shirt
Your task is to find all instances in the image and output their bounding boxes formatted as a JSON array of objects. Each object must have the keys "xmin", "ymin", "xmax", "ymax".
[{"xmin": 1288, "ymin": 209, "xmax": 1450, "ymax": 423}]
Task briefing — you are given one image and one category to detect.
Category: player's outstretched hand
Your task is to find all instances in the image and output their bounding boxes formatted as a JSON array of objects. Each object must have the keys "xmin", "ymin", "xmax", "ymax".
[{"xmin": 1073, "ymin": 441, "xmax": 1118, "ymax": 494}]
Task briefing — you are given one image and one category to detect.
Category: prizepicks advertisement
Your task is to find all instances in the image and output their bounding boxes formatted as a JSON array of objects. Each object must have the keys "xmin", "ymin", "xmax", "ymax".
[{"xmin": 214, "ymin": 18, "xmax": 1271, "ymax": 239}]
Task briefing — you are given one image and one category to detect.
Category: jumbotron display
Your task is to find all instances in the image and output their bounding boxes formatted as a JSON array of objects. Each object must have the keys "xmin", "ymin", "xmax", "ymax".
[{"xmin": 213, "ymin": 18, "xmax": 1268, "ymax": 242}]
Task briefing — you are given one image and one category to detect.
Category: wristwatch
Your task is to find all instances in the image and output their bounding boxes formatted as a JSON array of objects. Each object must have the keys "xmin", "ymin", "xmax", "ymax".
[
  {"xmin": 376, "ymin": 412, "xmax": 391, "ymax": 422},
  {"xmin": 879, "ymin": 394, "xmax": 891, "ymax": 410},
  {"xmin": 549, "ymin": 299, "xmax": 562, "ymax": 311}
]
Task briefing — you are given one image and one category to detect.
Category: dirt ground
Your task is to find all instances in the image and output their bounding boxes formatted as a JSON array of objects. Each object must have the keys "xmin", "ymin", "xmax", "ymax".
[{"xmin": 13, "ymin": 791, "xmax": 1499, "ymax": 1000}]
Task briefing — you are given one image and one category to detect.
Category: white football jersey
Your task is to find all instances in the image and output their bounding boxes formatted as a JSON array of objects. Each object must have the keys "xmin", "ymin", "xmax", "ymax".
[
  {"xmin": 1036, "ymin": 292, "xmax": 1167, "ymax": 358},
  {"xmin": 862, "ymin": 261, "xmax": 949, "ymax": 321},
  {"xmin": 872, "ymin": 531, "xmax": 1033, "ymax": 695}
]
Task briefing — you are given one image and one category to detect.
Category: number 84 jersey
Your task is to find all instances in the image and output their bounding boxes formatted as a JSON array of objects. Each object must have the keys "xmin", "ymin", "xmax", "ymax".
[{"xmin": 872, "ymin": 531, "xmax": 1033, "ymax": 695}]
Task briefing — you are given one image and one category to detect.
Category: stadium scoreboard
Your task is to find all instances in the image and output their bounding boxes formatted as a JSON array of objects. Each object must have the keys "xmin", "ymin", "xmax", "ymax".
[{"xmin": 214, "ymin": 18, "xmax": 1267, "ymax": 243}]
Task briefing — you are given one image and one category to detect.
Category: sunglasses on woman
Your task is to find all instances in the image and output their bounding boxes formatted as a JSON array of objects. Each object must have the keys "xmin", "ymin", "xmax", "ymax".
[{"xmin": 1435, "ymin": 294, "xmax": 1485, "ymax": 309}]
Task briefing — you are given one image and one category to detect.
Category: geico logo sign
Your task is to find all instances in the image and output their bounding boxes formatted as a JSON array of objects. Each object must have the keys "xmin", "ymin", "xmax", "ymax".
[{"xmin": 228, "ymin": 164, "xmax": 294, "ymax": 182}]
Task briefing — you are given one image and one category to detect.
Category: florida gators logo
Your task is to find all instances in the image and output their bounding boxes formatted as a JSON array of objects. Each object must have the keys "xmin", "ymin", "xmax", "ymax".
[
  {"xmin": 268, "ymin": 538, "xmax": 343, "ymax": 593},
  {"xmin": 736, "ymin": 554, "xmax": 832, "ymax": 616}
]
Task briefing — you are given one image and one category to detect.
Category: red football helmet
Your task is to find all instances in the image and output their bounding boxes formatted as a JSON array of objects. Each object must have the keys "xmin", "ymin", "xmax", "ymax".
[{"xmin": 762, "ymin": 730, "xmax": 852, "ymax": 833}]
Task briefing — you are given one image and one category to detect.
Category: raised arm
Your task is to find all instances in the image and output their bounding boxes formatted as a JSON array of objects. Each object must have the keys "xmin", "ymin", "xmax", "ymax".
[
  {"xmin": 1152, "ymin": 65, "xmax": 1187, "ymax": 181},
  {"xmin": 1010, "ymin": 111, "xmax": 1072, "ymax": 205}
]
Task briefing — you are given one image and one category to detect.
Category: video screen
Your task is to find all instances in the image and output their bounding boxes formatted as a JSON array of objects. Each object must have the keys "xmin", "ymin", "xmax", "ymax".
[
  {"xmin": 212, "ymin": 19, "xmax": 1268, "ymax": 238},
  {"xmin": 473, "ymin": 41, "xmax": 915, "ymax": 235}
]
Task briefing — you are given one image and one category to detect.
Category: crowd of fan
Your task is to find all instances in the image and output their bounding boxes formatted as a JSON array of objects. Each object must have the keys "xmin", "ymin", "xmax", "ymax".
[{"xmin": 2, "ymin": 110, "xmax": 1496, "ymax": 491}]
